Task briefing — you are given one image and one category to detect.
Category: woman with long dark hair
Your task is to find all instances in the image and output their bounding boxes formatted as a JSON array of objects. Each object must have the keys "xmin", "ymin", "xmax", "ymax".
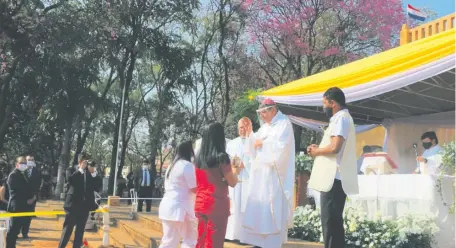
[
  {"xmin": 194, "ymin": 122, "xmax": 238, "ymax": 248},
  {"xmin": 158, "ymin": 140, "xmax": 198, "ymax": 248}
]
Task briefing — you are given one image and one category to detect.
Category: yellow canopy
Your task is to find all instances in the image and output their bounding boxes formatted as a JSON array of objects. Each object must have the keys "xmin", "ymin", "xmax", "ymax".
[{"xmin": 262, "ymin": 28, "xmax": 455, "ymax": 97}]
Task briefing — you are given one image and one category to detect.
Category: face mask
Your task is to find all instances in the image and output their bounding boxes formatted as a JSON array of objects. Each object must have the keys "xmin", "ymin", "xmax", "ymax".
[
  {"xmin": 91, "ymin": 171, "xmax": 97, "ymax": 177},
  {"xmin": 27, "ymin": 161, "xmax": 35, "ymax": 167},
  {"xmin": 142, "ymin": 165, "xmax": 148, "ymax": 170},
  {"xmin": 323, "ymin": 107, "xmax": 333, "ymax": 118},
  {"xmin": 18, "ymin": 163, "xmax": 27, "ymax": 172},
  {"xmin": 422, "ymin": 142, "xmax": 432, "ymax": 149}
]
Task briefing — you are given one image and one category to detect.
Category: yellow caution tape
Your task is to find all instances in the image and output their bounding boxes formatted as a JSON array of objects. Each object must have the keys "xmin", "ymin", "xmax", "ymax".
[{"xmin": 0, "ymin": 208, "xmax": 108, "ymax": 218}]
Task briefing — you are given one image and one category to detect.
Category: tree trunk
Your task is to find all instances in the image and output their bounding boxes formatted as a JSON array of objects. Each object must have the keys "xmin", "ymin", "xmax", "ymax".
[
  {"xmin": 296, "ymin": 171, "xmax": 311, "ymax": 207},
  {"xmin": 107, "ymin": 111, "xmax": 121, "ymax": 195},
  {"xmin": 54, "ymin": 116, "xmax": 73, "ymax": 198},
  {"xmin": 293, "ymin": 124, "xmax": 303, "ymax": 152}
]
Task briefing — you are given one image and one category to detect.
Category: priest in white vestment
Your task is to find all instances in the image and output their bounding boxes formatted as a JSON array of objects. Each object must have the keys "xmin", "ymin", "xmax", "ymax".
[
  {"xmin": 241, "ymin": 98, "xmax": 295, "ymax": 248},
  {"xmin": 225, "ymin": 117, "xmax": 253, "ymax": 242},
  {"xmin": 416, "ymin": 131, "xmax": 442, "ymax": 175}
]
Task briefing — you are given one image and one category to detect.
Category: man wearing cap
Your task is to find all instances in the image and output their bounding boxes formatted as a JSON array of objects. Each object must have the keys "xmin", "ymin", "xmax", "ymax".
[{"xmin": 241, "ymin": 99, "xmax": 295, "ymax": 248}]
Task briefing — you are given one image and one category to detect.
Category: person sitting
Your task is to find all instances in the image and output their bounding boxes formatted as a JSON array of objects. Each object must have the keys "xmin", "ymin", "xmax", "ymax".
[{"xmin": 416, "ymin": 131, "xmax": 442, "ymax": 175}]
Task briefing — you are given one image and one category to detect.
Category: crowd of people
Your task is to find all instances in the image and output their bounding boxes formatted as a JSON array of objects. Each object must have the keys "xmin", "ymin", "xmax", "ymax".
[
  {"xmin": 1, "ymin": 86, "xmax": 443, "ymax": 248},
  {"xmin": 157, "ymin": 87, "xmax": 356, "ymax": 248}
]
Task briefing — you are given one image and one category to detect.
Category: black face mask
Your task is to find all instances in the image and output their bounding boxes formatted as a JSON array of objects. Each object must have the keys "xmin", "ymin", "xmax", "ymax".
[
  {"xmin": 323, "ymin": 107, "xmax": 333, "ymax": 118},
  {"xmin": 422, "ymin": 142, "xmax": 432, "ymax": 149}
]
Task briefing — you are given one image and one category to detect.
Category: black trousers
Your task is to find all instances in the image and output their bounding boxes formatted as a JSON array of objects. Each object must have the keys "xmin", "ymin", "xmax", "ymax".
[
  {"xmin": 127, "ymin": 187, "xmax": 133, "ymax": 205},
  {"xmin": 6, "ymin": 216, "xmax": 27, "ymax": 248},
  {"xmin": 137, "ymin": 186, "xmax": 152, "ymax": 212},
  {"xmin": 58, "ymin": 210, "xmax": 90, "ymax": 248},
  {"xmin": 320, "ymin": 179, "xmax": 347, "ymax": 248},
  {"xmin": 21, "ymin": 202, "xmax": 36, "ymax": 237}
]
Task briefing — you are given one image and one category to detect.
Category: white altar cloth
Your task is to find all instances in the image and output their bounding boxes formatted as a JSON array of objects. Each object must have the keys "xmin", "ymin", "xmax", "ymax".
[{"xmin": 308, "ymin": 175, "xmax": 455, "ymax": 248}]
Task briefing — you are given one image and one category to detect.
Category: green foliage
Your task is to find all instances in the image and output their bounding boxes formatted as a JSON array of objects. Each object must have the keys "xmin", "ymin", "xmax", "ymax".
[
  {"xmin": 440, "ymin": 141, "xmax": 455, "ymax": 173},
  {"xmin": 290, "ymin": 205, "xmax": 438, "ymax": 248},
  {"xmin": 436, "ymin": 141, "xmax": 456, "ymax": 213},
  {"xmin": 295, "ymin": 154, "xmax": 314, "ymax": 173},
  {"xmin": 225, "ymin": 89, "xmax": 262, "ymax": 138}
]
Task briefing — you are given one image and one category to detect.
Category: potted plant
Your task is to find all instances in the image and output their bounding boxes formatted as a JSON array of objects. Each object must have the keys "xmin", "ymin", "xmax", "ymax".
[{"xmin": 295, "ymin": 153, "xmax": 314, "ymax": 207}]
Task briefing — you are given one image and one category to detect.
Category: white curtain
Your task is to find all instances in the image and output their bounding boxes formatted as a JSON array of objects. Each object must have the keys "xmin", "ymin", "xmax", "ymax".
[
  {"xmin": 288, "ymin": 115, "xmax": 379, "ymax": 134},
  {"xmin": 259, "ymin": 55, "xmax": 455, "ymax": 106},
  {"xmin": 383, "ymin": 111, "xmax": 455, "ymax": 173}
]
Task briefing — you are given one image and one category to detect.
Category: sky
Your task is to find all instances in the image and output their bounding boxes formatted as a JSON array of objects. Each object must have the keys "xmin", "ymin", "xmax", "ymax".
[{"xmin": 405, "ymin": 0, "xmax": 455, "ymax": 18}]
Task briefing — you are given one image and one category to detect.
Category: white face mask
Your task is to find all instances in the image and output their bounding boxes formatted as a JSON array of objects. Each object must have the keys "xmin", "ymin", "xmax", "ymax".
[
  {"xmin": 91, "ymin": 171, "xmax": 97, "ymax": 177},
  {"xmin": 142, "ymin": 165, "xmax": 148, "ymax": 170},
  {"xmin": 27, "ymin": 161, "xmax": 35, "ymax": 168},
  {"xmin": 18, "ymin": 164, "xmax": 27, "ymax": 172}
]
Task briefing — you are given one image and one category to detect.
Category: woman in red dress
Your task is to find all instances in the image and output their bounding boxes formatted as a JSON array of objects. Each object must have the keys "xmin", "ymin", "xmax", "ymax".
[{"xmin": 194, "ymin": 122, "xmax": 238, "ymax": 248}]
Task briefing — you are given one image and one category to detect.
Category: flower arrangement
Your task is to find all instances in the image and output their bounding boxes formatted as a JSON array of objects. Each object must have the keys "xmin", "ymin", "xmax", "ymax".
[
  {"xmin": 295, "ymin": 154, "xmax": 314, "ymax": 173},
  {"xmin": 437, "ymin": 141, "xmax": 456, "ymax": 213},
  {"xmin": 289, "ymin": 205, "xmax": 438, "ymax": 248}
]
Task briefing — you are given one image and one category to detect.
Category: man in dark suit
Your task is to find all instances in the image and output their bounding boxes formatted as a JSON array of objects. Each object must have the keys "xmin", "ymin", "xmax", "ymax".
[
  {"xmin": 134, "ymin": 160, "xmax": 155, "ymax": 212},
  {"xmin": 58, "ymin": 152, "xmax": 97, "ymax": 248},
  {"xmin": 21, "ymin": 155, "xmax": 41, "ymax": 238},
  {"xmin": 6, "ymin": 156, "xmax": 35, "ymax": 248},
  {"xmin": 88, "ymin": 161, "xmax": 102, "ymax": 220}
]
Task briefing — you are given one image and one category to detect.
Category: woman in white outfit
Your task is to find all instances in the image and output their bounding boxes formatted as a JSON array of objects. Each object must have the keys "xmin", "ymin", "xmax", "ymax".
[{"xmin": 159, "ymin": 141, "xmax": 198, "ymax": 248}]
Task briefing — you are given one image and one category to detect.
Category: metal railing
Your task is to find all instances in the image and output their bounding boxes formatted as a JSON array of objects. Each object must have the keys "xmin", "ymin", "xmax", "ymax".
[{"xmin": 400, "ymin": 13, "xmax": 455, "ymax": 45}]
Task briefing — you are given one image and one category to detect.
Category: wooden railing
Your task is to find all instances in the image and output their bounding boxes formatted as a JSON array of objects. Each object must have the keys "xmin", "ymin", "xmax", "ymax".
[{"xmin": 400, "ymin": 13, "xmax": 455, "ymax": 45}]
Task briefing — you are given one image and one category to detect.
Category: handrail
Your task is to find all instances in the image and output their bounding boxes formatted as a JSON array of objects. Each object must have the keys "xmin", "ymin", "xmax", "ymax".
[{"xmin": 400, "ymin": 13, "xmax": 455, "ymax": 45}]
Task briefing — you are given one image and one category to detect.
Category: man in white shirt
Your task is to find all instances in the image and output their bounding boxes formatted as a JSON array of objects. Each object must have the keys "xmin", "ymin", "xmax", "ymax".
[
  {"xmin": 417, "ymin": 131, "xmax": 442, "ymax": 175},
  {"xmin": 225, "ymin": 117, "xmax": 252, "ymax": 242},
  {"xmin": 308, "ymin": 87, "xmax": 358, "ymax": 248}
]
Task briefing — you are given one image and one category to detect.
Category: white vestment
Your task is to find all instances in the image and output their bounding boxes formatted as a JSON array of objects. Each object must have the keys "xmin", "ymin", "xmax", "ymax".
[
  {"xmin": 225, "ymin": 137, "xmax": 251, "ymax": 241},
  {"xmin": 241, "ymin": 111, "xmax": 295, "ymax": 248},
  {"xmin": 420, "ymin": 145, "xmax": 442, "ymax": 175}
]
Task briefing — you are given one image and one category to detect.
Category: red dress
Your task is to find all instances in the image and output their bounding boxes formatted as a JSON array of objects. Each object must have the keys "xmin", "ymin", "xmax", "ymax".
[{"xmin": 194, "ymin": 163, "xmax": 231, "ymax": 248}]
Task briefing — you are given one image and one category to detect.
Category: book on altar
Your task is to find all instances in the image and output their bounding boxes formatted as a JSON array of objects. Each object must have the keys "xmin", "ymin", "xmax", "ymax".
[{"xmin": 360, "ymin": 152, "xmax": 398, "ymax": 175}]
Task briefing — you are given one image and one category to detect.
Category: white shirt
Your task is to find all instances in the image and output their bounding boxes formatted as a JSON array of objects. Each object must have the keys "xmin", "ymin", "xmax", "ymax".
[
  {"xmin": 422, "ymin": 145, "xmax": 442, "ymax": 175},
  {"xmin": 141, "ymin": 169, "xmax": 150, "ymax": 187},
  {"xmin": 158, "ymin": 159, "xmax": 197, "ymax": 222},
  {"xmin": 329, "ymin": 109, "xmax": 351, "ymax": 180}
]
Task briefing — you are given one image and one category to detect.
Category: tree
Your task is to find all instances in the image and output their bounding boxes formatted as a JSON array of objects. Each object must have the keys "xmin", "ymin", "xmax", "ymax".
[{"xmin": 241, "ymin": 0, "xmax": 406, "ymax": 84}]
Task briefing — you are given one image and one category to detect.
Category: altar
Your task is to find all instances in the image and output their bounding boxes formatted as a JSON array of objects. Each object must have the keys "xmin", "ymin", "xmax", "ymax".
[{"xmin": 309, "ymin": 174, "xmax": 455, "ymax": 248}]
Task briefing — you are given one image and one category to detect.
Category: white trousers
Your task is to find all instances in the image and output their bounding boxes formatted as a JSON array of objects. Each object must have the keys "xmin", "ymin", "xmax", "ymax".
[{"xmin": 159, "ymin": 217, "xmax": 198, "ymax": 248}]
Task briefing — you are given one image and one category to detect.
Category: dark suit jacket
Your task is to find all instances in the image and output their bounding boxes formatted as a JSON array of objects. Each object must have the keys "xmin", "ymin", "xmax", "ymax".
[
  {"xmin": 7, "ymin": 169, "xmax": 34, "ymax": 213},
  {"xmin": 64, "ymin": 169, "xmax": 97, "ymax": 213},
  {"xmin": 28, "ymin": 167, "xmax": 41, "ymax": 196},
  {"xmin": 134, "ymin": 169, "xmax": 155, "ymax": 192}
]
